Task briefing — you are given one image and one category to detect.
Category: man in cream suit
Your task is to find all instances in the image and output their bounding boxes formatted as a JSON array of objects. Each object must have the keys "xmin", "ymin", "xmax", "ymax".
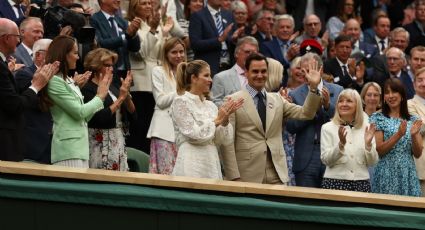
[
  {"xmin": 407, "ymin": 67, "xmax": 425, "ymax": 196},
  {"xmin": 221, "ymin": 53, "xmax": 322, "ymax": 184}
]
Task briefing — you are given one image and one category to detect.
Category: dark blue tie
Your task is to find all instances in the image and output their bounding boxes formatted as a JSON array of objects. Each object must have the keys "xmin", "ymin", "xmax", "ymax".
[
  {"xmin": 257, "ymin": 92, "xmax": 266, "ymax": 131},
  {"xmin": 109, "ymin": 17, "xmax": 119, "ymax": 37}
]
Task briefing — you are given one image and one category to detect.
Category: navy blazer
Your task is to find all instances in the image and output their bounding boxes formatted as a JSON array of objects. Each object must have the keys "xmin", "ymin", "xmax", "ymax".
[
  {"xmin": 323, "ymin": 58, "xmax": 366, "ymax": 92},
  {"xmin": 189, "ymin": 7, "xmax": 234, "ymax": 76},
  {"xmin": 358, "ymin": 41, "xmax": 379, "ymax": 59},
  {"xmin": 286, "ymin": 82, "xmax": 343, "ymax": 173},
  {"xmin": 15, "ymin": 65, "xmax": 52, "ymax": 164},
  {"xmin": 90, "ymin": 12, "xmax": 141, "ymax": 75},
  {"xmin": 400, "ymin": 71, "xmax": 415, "ymax": 100},
  {"xmin": 0, "ymin": 1, "xmax": 25, "ymax": 26},
  {"xmin": 404, "ymin": 21, "xmax": 425, "ymax": 55},
  {"xmin": 13, "ymin": 43, "xmax": 33, "ymax": 67},
  {"xmin": 260, "ymin": 37, "xmax": 291, "ymax": 68}
]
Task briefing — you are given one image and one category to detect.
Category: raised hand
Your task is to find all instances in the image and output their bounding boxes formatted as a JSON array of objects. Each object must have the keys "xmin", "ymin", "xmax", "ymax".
[
  {"xmin": 279, "ymin": 87, "xmax": 292, "ymax": 103},
  {"xmin": 162, "ymin": 16, "xmax": 174, "ymax": 35},
  {"xmin": 96, "ymin": 67, "xmax": 113, "ymax": 100},
  {"xmin": 119, "ymin": 71, "xmax": 133, "ymax": 100},
  {"xmin": 411, "ymin": 120, "xmax": 423, "ymax": 136},
  {"xmin": 301, "ymin": 59, "xmax": 322, "ymax": 89},
  {"xmin": 286, "ymin": 43, "xmax": 300, "ymax": 61},
  {"xmin": 32, "ymin": 61, "xmax": 60, "ymax": 91},
  {"xmin": 364, "ymin": 123, "xmax": 376, "ymax": 148},
  {"xmin": 216, "ymin": 98, "xmax": 244, "ymax": 126},
  {"xmin": 128, "ymin": 17, "xmax": 142, "ymax": 37},
  {"xmin": 321, "ymin": 86, "xmax": 330, "ymax": 109},
  {"xmin": 73, "ymin": 71, "xmax": 92, "ymax": 88},
  {"xmin": 289, "ymin": 31, "xmax": 300, "ymax": 42},
  {"xmin": 397, "ymin": 120, "xmax": 407, "ymax": 138},
  {"xmin": 218, "ymin": 23, "xmax": 234, "ymax": 42},
  {"xmin": 338, "ymin": 125, "xmax": 347, "ymax": 146},
  {"xmin": 148, "ymin": 8, "xmax": 161, "ymax": 32}
]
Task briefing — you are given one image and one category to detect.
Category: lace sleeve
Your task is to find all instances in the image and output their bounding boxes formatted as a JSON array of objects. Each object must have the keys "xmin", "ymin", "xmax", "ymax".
[
  {"xmin": 171, "ymin": 96, "xmax": 216, "ymax": 144},
  {"xmin": 214, "ymin": 123, "xmax": 233, "ymax": 146}
]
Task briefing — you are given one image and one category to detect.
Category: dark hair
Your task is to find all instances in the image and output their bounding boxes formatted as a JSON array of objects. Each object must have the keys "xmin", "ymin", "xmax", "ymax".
[
  {"xmin": 245, "ymin": 53, "xmax": 268, "ymax": 70},
  {"xmin": 336, "ymin": 0, "xmax": 357, "ymax": 22},
  {"xmin": 374, "ymin": 15, "xmax": 389, "ymax": 27},
  {"xmin": 184, "ymin": 0, "xmax": 203, "ymax": 20},
  {"xmin": 334, "ymin": 34, "xmax": 352, "ymax": 46},
  {"xmin": 381, "ymin": 78, "xmax": 410, "ymax": 120}
]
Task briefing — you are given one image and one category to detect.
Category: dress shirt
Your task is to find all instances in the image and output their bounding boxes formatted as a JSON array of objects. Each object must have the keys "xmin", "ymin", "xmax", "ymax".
[
  {"xmin": 22, "ymin": 43, "xmax": 33, "ymax": 57},
  {"xmin": 336, "ymin": 57, "xmax": 355, "ymax": 80},
  {"xmin": 390, "ymin": 70, "xmax": 401, "ymax": 78},
  {"xmin": 374, "ymin": 36, "xmax": 388, "ymax": 54},
  {"xmin": 235, "ymin": 64, "xmax": 247, "ymax": 88},
  {"xmin": 207, "ymin": 4, "xmax": 228, "ymax": 53},
  {"xmin": 101, "ymin": 11, "xmax": 126, "ymax": 41},
  {"xmin": 8, "ymin": 0, "xmax": 22, "ymax": 18},
  {"xmin": 246, "ymin": 84, "xmax": 267, "ymax": 107}
]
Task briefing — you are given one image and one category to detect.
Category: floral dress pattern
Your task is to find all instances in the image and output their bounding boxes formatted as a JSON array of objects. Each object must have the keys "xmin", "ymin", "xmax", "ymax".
[{"xmin": 369, "ymin": 112, "xmax": 421, "ymax": 196}]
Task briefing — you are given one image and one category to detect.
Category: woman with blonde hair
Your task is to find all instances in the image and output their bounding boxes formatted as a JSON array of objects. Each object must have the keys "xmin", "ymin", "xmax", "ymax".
[
  {"xmin": 171, "ymin": 60, "xmax": 243, "ymax": 179},
  {"xmin": 148, "ymin": 37, "xmax": 186, "ymax": 174},
  {"xmin": 361, "ymin": 82, "xmax": 382, "ymax": 117},
  {"xmin": 321, "ymin": 89, "xmax": 379, "ymax": 192},
  {"xmin": 82, "ymin": 48, "xmax": 136, "ymax": 171}
]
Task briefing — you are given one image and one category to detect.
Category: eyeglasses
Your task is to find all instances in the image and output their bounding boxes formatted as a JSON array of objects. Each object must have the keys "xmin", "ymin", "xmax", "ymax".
[
  {"xmin": 2, "ymin": 34, "xmax": 21, "ymax": 40},
  {"xmin": 306, "ymin": 22, "xmax": 320, "ymax": 27}
]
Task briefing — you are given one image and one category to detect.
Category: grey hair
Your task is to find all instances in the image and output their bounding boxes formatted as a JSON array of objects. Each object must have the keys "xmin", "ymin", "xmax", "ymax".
[
  {"xmin": 303, "ymin": 14, "xmax": 321, "ymax": 25},
  {"xmin": 386, "ymin": 47, "xmax": 406, "ymax": 63},
  {"xmin": 274, "ymin": 14, "xmax": 295, "ymax": 30},
  {"xmin": 390, "ymin": 27, "xmax": 410, "ymax": 43},
  {"xmin": 234, "ymin": 36, "xmax": 259, "ymax": 56},
  {"xmin": 33, "ymin": 38, "xmax": 52, "ymax": 54},
  {"xmin": 255, "ymin": 10, "xmax": 274, "ymax": 22},
  {"xmin": 19, "ymin": 17, "xmax": 43, "ymax": 31},
  {"xmin": 300, "ymin": 52, "xmax": 323, "ymax": 68},
  {"xmin": 231, "ymin": 0, "xmax": 247, "ymax": 12}
]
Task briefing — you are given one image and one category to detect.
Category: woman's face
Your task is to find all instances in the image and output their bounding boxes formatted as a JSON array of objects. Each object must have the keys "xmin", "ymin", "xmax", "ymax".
[
  {"xmin": 66, "ymin": 42, "xmax": 79, "ymax": 70},
  {"xmin": 364, "ymin": 85, "xmax": 380, "ymax": 110},
  {"xmin": 189, "ymin": 0, "xmax": 203, "ymax": 14},
  {"xmin": 337, "ymin": 95, "xmax": 356, "ymax": 120},
  {"xmin": 192, "ymin": 66, "xmax": 212, "ymax": 94},
  {"xmin": 136, "ymin": 0, "xmax": 152, "ymax": 19},
  {"xmin": 343, "ymin": 0, "xmax": 354, "ymax": 15},
  {"xmin": 167, "ymin": 43, "xmax": 185, "ymax": 69},
  {"xmin": 233, "ymin": 9, "xmax": 248, "ymax": 25},
  {"xmin": 290, "ymin": 63, "xmax": 305, "ymax": 86},
  {"xmin": 384, "ymin": 87, "xmax": 402, "ymax": 110},
  {"xmin": 99, "ymin": 58, "xmax": 114, "ymax": 77}
]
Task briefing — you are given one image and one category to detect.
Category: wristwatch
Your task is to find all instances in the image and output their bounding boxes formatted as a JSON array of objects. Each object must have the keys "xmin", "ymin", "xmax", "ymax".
[{"xmin": 309, "ymin": 88, "xmax": 320, "ymax": 95}]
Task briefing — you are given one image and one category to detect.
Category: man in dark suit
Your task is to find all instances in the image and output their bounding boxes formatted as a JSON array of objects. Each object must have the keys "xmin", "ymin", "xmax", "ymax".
[
  {"xmin": 13, "ymin": 17, "xmax": 44, "ymax": 67},
  {"xmin": 252, "ymin": 10, "xmax": 274, "ymax": 46},
  {"xmin": 404, "ymin": 2, "xmax": 425, "ymax": 55},
  {"xmin": 0, "ymin": 18, "xmax": 56, "ymax": 162},
  {"xmin": 90, "ymin": 0, "xmax": 141, "ymax": 87},
  {"xmin": 14, "ymin": 38, "xmax": 53, "ymax": 164},
  {"xmin": 189, "ymin": 0, "xmax": 234, "ymax": 76},
  {"xmin": 286, "ymin": 52, "xmax": 343, "ymax": 188},
  {"xmin": 324, "ymin": 35, "xmax": 367, "ymax": 92},
  {"xmin": 0, "ymin": 0, "xmax": 26, "ymax": 26},
  {"xmin": 343, "ymin": 19, "xmax": 378, "ymax": 59},
  {"xmin": 363, "ymin": 15, "xmax": 391, "ymax": 55}
]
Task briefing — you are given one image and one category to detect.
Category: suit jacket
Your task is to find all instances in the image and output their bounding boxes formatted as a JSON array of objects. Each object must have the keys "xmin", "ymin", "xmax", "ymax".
[
  {"xmin": 147, "ymin": 66, "xmax": 177, "ymax": 142},
  {"xmin": 189, "ymin": 7, "xmax": 234, "ymax": 76},
  {"xmin": 252, "ymin": 31, "xmax": 272, "ymax": 47},
  {"xmin": 358, "ymin": 41, "xmax": 379, "ymax": 59},
  {"xmin": 400, "ymin": 71, "xmax": 415, "ymax": 99},
  {"xmin": 0, "ymin": 58, "xmax": 38, "ymax": 161},
  {"xmin": 260, "ymin": 37, "xmax": 290, "ymax": 69},
  {"xmin": 48, "ymin": 75, "xmax": 104, "ymax": 164},
  {"xmin": 13, "ymin": 43, "xmax": 33, "ymax": 67},
  {"xmin": 286, "ymin": 82, "xmax": 343, "ymax": 173},
  {"xmin": 323, "ymin": 58, "xmax": 365, "ymax": 92},
  {"xmin": 90, "ymin": 12, "xmax": 141, "ymax": 84},
  {"xmin": 14, "ymin": 64, "xmax": 52, "ymax": 164},
  {"xmin": 0, "ymin": 1, "xmax": 25, "ymax": 26},
  {"xmin": 404, "ymin": 21, "xmax": 425, "ymax": 55},
  {"xmin": 407, "ymin": 95, "xmax": 425, "ymax": 180},
  {"xmin": 211, "ymin": 65, "xmax": 241, "ymax": 107},
  {"xmin": 221, "ymin": 89, "xmax": 321, "ymax": 183}
]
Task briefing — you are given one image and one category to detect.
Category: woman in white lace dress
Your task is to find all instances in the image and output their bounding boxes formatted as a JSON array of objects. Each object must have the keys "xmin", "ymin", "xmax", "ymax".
[{"xmin": 171, "ymin": 60, "xmax": 243, "ymax": 179}]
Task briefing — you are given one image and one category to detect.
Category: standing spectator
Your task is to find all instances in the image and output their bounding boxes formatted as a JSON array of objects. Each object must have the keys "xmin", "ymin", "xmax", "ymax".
[
  {"xmin": 171, "ymin": 60, "xmax": 242, "ymax": 179},
  {"xmin": 230, "ymin": 1, "xmax": 252, "ymax": 38},
  {"xmin": 369, "ymin": 78, "xmax": 422, "ymax": 196},
  {"xmin": 221, "ymin": 53, "xmax": 322, "ymax": 184},
  {"xmin": 287, "ymin": 53, "xmax": 343, "ymax": 188},
  {"xmin": 82, "ymin": 48, "xmax": 136, "ymax": 171},
  {"xmin": 45, "ymin": 35, "xmax": 111, "ymax": 168},
  {"xmin": 321, "ymin": 89, "xmax": 379, "ymax": 192},
  {"xmin": 90, "ymin": 0, "xmax": 141, "ymax": 88},
  {"xmin": 361, "ymin": 82, "xmax": 382, "ymax": 117},
  {"xmin": 0, "ymin": 0, "xmax": 26, "ymax": 26},
  {"xmin": 326, "ymin": 0, "xmax": 357, "ymax": 40},
  {"xmin": 364, "ymin": 15, "xmax": 391, "ymax": 55},
  {"xmin": 13, "ymin": 17, "xmax": 44, "ymax": 67},
  {"xmin": 148, "ymin": 38, "xmax": 186, "ymax": 175},
  {"xmin": 404, "ymin": 0, "xmax": 425, "ymax": 54},
  {"xmin": 0, "ymin": 18, "xmax": 56, "ymax": 162},
  {"xmin": 15, "ymin": 38, "xmax": 53, "ymax": 164},
  {"xmin": 252, "ymin": 10, "xmax": 274, "ymax": 45},
  {"xmin": 408, "ymin": 67, "xmax": 425, "ymax": 196},
  {"xmin": 180, "ymin": 0, "xmax": 204, "ymax": 61},
  {"xmin": 189, "ymin": 0, "xmax": 234, "ymax": 76}
]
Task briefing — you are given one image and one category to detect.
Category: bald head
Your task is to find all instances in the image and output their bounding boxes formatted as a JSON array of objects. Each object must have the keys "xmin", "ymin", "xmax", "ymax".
[
  {"xmin": 0, "ymin": 18, "xmax": 20, "ymax": 56},
  {"xmin": 0, "ymin": 18, "xmax": 18, "ymax": 36},
  {"xmin": 344, "ymin": 18, "xmax": 361, "ymax": 42},
  {"xmin": 303, "ymin": 14, "xmax": 321, "ymax": 38}
]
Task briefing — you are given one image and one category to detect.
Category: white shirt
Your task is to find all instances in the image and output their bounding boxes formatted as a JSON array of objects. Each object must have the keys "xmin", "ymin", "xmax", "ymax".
[
  {"xmin": 375, "ymin": 35, "xmax": 388, "ymax": 54},
  {"xmin": 101, "ymin": 10, "xmax": 125, "ymax": 41},
  {"xmin": 22, "ymin": 43, "xmax": 33, "ymax": 57},
  {"xmin": 8, "ymin": 0, "xmax": 22, "ymax": 18},
  {"xmin": 336, "ymin": 57, "xmax": 354, "ymax": 79}
]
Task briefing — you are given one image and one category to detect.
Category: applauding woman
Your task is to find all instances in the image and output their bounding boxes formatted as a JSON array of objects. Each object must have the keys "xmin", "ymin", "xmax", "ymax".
[
  {"xmin": 369, "ymin": 78, "xmax": 423, "ymax": 196},
  {"xmin": 171, "ymin": 60, "xmax": 243, "ymax": 179},
  {"xmin": 82, "ymin": 48, "xmax": 136, "ymax": 171},
  {"xmin": 321, "ymin": 89, "xmax": 379, "ymax": 192}
]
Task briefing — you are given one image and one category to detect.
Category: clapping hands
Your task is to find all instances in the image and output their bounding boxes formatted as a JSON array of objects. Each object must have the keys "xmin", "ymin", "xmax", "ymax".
[{"xmin": 215, "ymin": 98, "xmax": 244, "ymax": 126}]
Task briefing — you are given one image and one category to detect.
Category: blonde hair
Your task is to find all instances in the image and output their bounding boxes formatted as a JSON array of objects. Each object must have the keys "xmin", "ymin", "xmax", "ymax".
[
  {"xmin": 176, "ymin": 60, "xmax": 209, "ymax": 95},
  {"xmin": 162, "ymin": 37, "xmax": 186, "ymax": 81},
  {"xmin": 360, "ymin": 82, "xmax": 382, "ymax": 106},
  {"xmin": 332, "ymin": 89, "xmax": 364, "ymax": 129},
  {"xmin": 84, "ymin": 48, "xmax": 118, "ymax": 75},
  {"xmin": 127, "ymin": 0, "xmax": 142, "ymax": 21}
]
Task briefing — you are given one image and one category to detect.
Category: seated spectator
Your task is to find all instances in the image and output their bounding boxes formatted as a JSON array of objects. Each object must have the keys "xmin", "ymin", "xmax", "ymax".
[
  {"xmin": 326, "ymin": 0, "xmax": 357, "ymax": 40},
  {"xmin": 343, "ymin": 18, "xmax": 378, "ymax": 60},
  {"xmin": 147, "ymin": 38, "xmax": 186, "ymax": 175},
  {"xmin": 408, "ymin": 46, "xmax": 425, "ymax": 80},
  {"xmin": 363, "ymin": 15, "xmax": 391, "ymax": 55},
  {"xmin": 404, "ymin": 0, "xmax": 425, "ymax": 54},
  {"xmin": 294, "ymin": 14, "xmax": 325, "ymax": 48},
  {"xmin": 82, "ymin": 48, "xmax": 136, "ymax": 171},
  {"xmin": 43, "ymin": 35, "xmax": 111, "ymax": 168},
  {"xmin": 370, "ymin": 78, "xmax": 422, "ymax": 196},
  {"xmin": 321, "ymin": 89, "xmax": 379, "ymax": 192},
  {"xmin": 361, "ymin": 82, "xmax": 382, "ymax": 117},
  {"xmin": 252, "ymin": 10, "xmax": 274, "ymax": 45},
  {"xmin": 171, "ymin": 60, "xmax": 243, "ymax": 179},
  {"xmin": 13, "ymin": 17, "xmax": 44, "ymax": 67}
]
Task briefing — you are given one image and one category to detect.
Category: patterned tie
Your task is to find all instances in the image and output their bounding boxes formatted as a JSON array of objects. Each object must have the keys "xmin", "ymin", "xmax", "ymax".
[
  {"xmin": 14, "ymin": 4, "xmax": 23, "ymax": 19},
  {"xmin": 256, "ymin": 92, "xmax": 266, "ymax": 131},
  {"xmin": 109, "ymin": 17, "xmax": 119, "ymax": 37},
  {"xmin": 215, "ymin": 12, "xmax": 223, "ymax": 36},
  {"xmin": 379, "ymin": 40, "xmax": 386, "ymax": 52}
]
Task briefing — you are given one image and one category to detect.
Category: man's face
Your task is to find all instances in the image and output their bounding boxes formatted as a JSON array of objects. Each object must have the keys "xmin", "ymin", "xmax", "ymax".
[
  {"xmin": 246, "ymin": 59, "xmax": 268, "ymax": 91},
  {"xmin": 276, "ymin": 19, "xmax": 293, "ymax": 41},
  {"xmin": 374, "ymin": 17, "xmax": 391, "ymax": 39},
  {"xmin": 391, "ymin": 32, "xmax": 408, "ymax": 51},
  {"xmin": 208, "ymin": 0, "xmax": 222, "ymax": 9},
  {"xmin": 335, "ymin": 40, "xmax": 352, "ymax": 63},
  {"xmin": 410, "ymin": 50, "xmax": 425, "ymax": 74},
  {"xmin": 101, "ymin": 0, "xmax": 121, "ymax": 12},
  {"xmin": 344, "ymin": 20, "xmax": 361, "ymax": 42},
  {"xmin": 386, "ymin": 49, "xmax": 404, "ymax": 74},
  {"xmin": 416, "ymin": 4, "xmax": 425, "ymax": 23},
  {"xmin": 256, "ymin": 12, "xmax": 274, "ymax": 33},
  {"xmin": 415, "ymin": 71, "xmax": 425, "ymax": 98},
  {"xmin": 235, "ymin": 43, "xmax": 258, "ymax": 68},
  {"xmin": 21, "ymin": 20, "xmax": 44, "ymax": 48},
  {"xmin": 304, "ymin": 15, "xmax": 321, "ymax": 38},
  {"xmin": 3, "ymin": 25, "xmax": 21, "ymax": 55}
]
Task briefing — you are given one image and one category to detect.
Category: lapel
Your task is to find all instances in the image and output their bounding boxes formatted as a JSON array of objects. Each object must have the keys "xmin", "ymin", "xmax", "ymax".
[
  {"xmin": 241, "ymin": 90, "xmax": 264, "ymax": 135},
  {"xmin": 265, "ymin": 93, "xmax": 276, "ymax": 135},
  {"xmin": 229, "ymin": 67, "xmax": 241, "ymax": 92},
  {"xmin": 96, "ymin": 12, "xmax": 115, "ymax": 38},
  {"xmin": 204, "ymin": 8, "xmax": 219, "ymax": 36},
  {"xmin": 1, "ymin": 60, "xmax": 17, "ymax": 91},
  {"xmin": 64, "ymin": 77, "xmax": 84, "ymax": 104},
  {"xmin": 299, "ymin": 84, "xmax": 309, "ymax": 103},
  {"xmin": 272, "ymin": 38, "xmax": 285, "ymax": 63},
  {"xmin": 413, "ymin": 96, "xmax": 425, "ymax": 116}
]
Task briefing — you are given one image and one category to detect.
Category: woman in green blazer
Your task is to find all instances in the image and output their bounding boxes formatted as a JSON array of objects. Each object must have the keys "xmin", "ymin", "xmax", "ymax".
[{"xmin": 42, "ymin": 36, "xmax": 111, "ymax": 168}]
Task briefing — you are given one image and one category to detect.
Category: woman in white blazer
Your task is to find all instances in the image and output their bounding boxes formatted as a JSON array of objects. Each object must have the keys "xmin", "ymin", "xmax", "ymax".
[
  {"xmin": 127, "ymin": 0, "xmax": 174, "ymax": 154},
  {"xmin": 148, "ymin": 38, "xmax": 186, "ymax": 174},
  {"xmin": 320, "ymin": 89, "xmax": 379, "ymax": 192}
]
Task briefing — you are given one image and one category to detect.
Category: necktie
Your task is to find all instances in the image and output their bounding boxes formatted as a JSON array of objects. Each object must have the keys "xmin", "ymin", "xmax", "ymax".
[
  {"xmin": 256, "ymin": 92, "xmax": 266, "ymax": 131},
  {"xmin": 379, "ymin": 40, "xmax": 386, "ymax": 52},
  {"xmin": 215, "ymin": 12, "xmax": 223, "ymax": 36},
  {"xmin": 14, "ymin": 4, "xmax": 23, "ymax": 19},
  {"xmin": 281, "ymin": 42, "xmax": 289, "ymax": 58},
  {"xmin": 109, "ymin": 17, "xmax": 119, "ymax": 37},
  {"xmin": 342, "ymin": 65, "xmax": 349, "ymax": 77}
]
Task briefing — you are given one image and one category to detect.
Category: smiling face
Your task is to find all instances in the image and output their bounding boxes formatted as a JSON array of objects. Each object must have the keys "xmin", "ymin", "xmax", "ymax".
[
  {"xmin": 363, "ymin": 85, "xmax": 381, "ymax": 111},
  {"xmin": 337, "ymin": 95, "xmax": 356, "ymax": 121},
  {"xmin": 290, "ymin": 62, "xmax": 306, "ymax": 86},
  {"xmin": 167, "ymin": 43, "xmax": 185, "ymax": 69},
  {"xmin": 414, "ymin": 71, "xmax": 425, "ymax": 99},
  {"xmin": 335, "ymin": 40, "xmax": 352, "ymax": 63},
  {"xmin": 246, "ymin": 59, "xmax": 268, "ymax": 91},
  {"xmin": 383, "ymin": 87, "xmax": 402, "ymax": 111},
  {"xmin": 136, "ymin": 0, "xmax": 152, "ymax": 19}
]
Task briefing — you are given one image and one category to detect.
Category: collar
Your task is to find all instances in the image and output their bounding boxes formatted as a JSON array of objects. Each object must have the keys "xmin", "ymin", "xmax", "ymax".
[
  {"xmin": 185, "ymin": 91, "xmax": 204, "ymax": 102},
  {"xmin": 8, "ymin": 0, "xmax": 17, "ymax": 7},
  {"xmin": 101, "ymin": 10, "xmax": 115, "ymax": 20},
  {"xmin": 234, "ymin": 64, "xmax": 244, "ymax": 75},
  {"xmin": 414, "ymin": 94, "xmax": 425, "ymax": 105},
  {"xmin": 207, "ymin": 4, "xmax": 219, "ymax": 16},
  {"xmin": 415, "ymin": 20, "xmax": 425, "ymax": 35},
  {"xmin": 307, "ymin": 80, "xmax": 323, "ymax": 91},
  {"xmin": 336, "ymin": 57, "xmax": 348, "ymax": 66},
  {"xmin": 375, "ymin": 35, "xmax": 388, "ymax": 44},
  {"xmin": 354, "ymin": 40, "xmax": 360, "ymax": 48},
  {"xmin": 0, "ymin": 52, "xmax": 6, "ymax": 62},
  {"xmin": 246, "ymin": 84, "xmax": 266, "ymax": 99},
  {"xmin": 277, "ymin": 38, "xmax": 290, "ymax": 47},
  {"xmin": 341, "ymin": 120, "xmax": 355, "ymax": 128},
  {"xmin": 22, "ymin": 43, "xmax": 32, "ymax": 56},
  {"xmin": 391, "ymin": 70, "xmax": 402, "ymax": 78}
]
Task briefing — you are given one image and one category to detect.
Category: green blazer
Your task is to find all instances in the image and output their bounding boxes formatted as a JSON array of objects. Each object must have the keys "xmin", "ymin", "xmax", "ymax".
[{"xmin": 48, "ymin": 75, "xmax": 104, "ymax": 164}]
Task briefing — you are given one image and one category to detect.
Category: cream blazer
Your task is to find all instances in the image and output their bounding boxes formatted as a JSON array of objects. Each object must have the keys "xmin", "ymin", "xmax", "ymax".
[
  {"xmin": 408, "ymin": 95, "xmax": 425, "ymax": 180},
  {"xmin": 320, "ymin": 121, "xmax": 379, "ymax": 180},
  {"xmin": 147, "ymin": 66, "xmax": 177, "ymax": 142},
  {"xmin": 221, "ymin": 90, "xmax": 321, "ymax": 183}
]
